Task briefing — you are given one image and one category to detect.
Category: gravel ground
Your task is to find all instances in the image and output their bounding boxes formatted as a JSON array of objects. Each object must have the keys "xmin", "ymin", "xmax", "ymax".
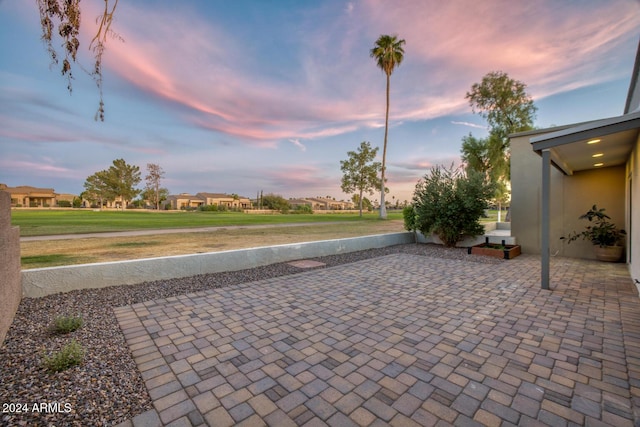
[{"xmin": 0, "ymin": 243, "xmax": 503, "ymax": 427}]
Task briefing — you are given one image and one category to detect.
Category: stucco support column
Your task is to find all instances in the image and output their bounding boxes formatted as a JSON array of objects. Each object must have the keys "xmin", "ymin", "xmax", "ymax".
[{"xmin": 541, "ymin": 149, "xmax": 551, "ymax": 290}]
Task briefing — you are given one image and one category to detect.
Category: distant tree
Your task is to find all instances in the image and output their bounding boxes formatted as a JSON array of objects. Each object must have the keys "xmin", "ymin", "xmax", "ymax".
[
  {"xmin": 351, "ymin": 194, "xmax": 373, "ymax": 212},
  {"xmin": 141, "ymin": 187, "xmax": 169, "ymax": 209},
  {"xmin": 36, "ymin": 0, "xmax": 120, "ymax": 121},
  {"xmin": 84, "ymin": 159, "xmax": 141, "ymax": 209},
  {"xmin": 466, "ymin": 71, "xmax": 537, "ymax": 142},
  {"xmin": 144, "ymin": 163, "xmax": 167, "ymax": 210},
  {"xmin": 104, "ymin": 159, "xmax": 141, "ymax": 208},
  {"xmin": 340, "ymin": 141, "xmax": 382, "ymax": 217},
  {"xmin": 262, "ymin": 193, "xmax": 290, "ymax": 213},
  {"xmin": 82, "ymin": 170, "xmax": 111, "ymax": 208},
  {"xmin": 370, "ymin": 34, "xmax": 406, "ymax": 220},
  {"xmin": 465, "ymin": 71, "xmax": 536, "ymax": 221},
  {"xmin": 460, "ymin": 134, "xmax": 490, "ymax": 176}
]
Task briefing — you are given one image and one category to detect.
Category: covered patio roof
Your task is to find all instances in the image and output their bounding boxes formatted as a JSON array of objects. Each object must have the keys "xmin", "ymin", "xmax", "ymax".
[{"xmin": 530, "ymin": 110, "xmax": 640, "ymax": 175}]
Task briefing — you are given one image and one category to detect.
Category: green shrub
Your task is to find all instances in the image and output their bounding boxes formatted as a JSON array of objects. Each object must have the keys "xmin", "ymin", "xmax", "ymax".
[
  {"xmin": 51, "ymin": 315, "xmax": 83, "ymax": 334},
  {"xmin": 43, "ymin": 340, "xmax": 85, "ymax": 372},
  {"xmin": 412, "ymin": 165, "xmax": 494, "ymax": 247},
  {"xmin": 261, "ymin": 193, "xmax": 290, "ymax": 213},
  {"xmin": 402, "ymin": 205, "xmax": 416, "ymax": 231},
  {"xmin": 292, "ymin": 205, "xmax": 313, "ymax": 214},
  {"xmin": 57, "ymin": 200, "xmax": 72, "ymax": 207},
  {"xmin": 199, "ymin": 204, "xmax": 218, "ymax": 211}
]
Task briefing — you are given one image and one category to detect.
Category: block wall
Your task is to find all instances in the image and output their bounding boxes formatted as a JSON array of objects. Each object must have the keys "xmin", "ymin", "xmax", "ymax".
[{"xmin": 0, "ymin": 191, "xmax": 21, "ymax": 346}]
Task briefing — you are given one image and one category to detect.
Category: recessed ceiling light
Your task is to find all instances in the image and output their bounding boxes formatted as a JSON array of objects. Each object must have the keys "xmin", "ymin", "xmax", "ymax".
[
  {"xmin": 587, "ymin": 139, "xmax": 601, "ymax": 144},
  {"xmin": 592, "ymin": 153, "xmax": 604, "ymax": 158},
  {"xmin": 594, "ymin": 163, "xmax": 604, "ymax": 167}
]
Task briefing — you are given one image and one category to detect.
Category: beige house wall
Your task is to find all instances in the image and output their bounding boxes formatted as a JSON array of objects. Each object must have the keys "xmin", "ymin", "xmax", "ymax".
[
  {"xmin": 627, "ymin": 133, "xmax": 640, "ymax": 282},
  {"xmin": 198, "ymin": 193, "xmax": 252, "ymax": 209},
  {"xmin": 511, "ymin": 132, "xmax": 626, "ymax": 260}
]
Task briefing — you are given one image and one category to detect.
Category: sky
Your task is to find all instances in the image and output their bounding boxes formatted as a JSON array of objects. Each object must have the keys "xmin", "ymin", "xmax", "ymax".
[{"xmin": 1, "ymin": 0, "xmax": 639, "ymax": 204}]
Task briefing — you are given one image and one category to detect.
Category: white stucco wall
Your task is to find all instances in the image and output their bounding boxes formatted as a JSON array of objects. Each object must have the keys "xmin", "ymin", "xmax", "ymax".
[{"xmin": 22, "ymin": 232, "xmax": 415, "ymax": 298}]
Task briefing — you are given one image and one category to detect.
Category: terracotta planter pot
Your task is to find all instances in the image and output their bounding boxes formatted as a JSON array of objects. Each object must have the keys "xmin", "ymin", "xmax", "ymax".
[
  {"xmin": 468, "ymin": 242, "xmax": 521, "ymax": 260},
  {"xmin": 594, "ymin": 245, "xmax": 624, "ymax": 262}
]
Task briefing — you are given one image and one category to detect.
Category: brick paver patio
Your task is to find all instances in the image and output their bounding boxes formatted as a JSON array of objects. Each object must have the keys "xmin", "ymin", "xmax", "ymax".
[{"xmin": 114, "ymin": 253, "xmax": 640, "ymax": 426}]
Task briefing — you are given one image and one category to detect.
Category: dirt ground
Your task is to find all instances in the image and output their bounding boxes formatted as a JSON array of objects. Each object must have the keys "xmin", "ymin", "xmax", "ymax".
[{"xmin": 21, "ymin": 220, "xmax": 406, "ymax": 268}]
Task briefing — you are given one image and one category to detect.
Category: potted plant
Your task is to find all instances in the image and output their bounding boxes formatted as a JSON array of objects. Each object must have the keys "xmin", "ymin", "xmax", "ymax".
[{"xmin": 562, "ymin": 205, "xmax": 626, "ymax": 262}]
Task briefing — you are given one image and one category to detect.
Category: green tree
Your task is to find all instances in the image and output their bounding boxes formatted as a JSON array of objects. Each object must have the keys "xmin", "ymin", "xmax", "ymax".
[
  {"xmin": 36, "ymin": 0, "xmax": 119, "ymax": 120},
  {"xmin": 144, "ymin": 163, "xmax": 166, "ymax": 210},
  {"xmin": 141, "ymin": 187, "xmax": 169, "ymax": 209},
  {"xmin": 84, "ymin": 159, "xmax": 141, "ymax": 209},
  {"xmin": 82, "ymin": 170, "xmax": 111, "ymax": 208},
  {"xmin": 409, "ymin": 165, "xmax": 495, "ymax": 247},
  {"xmin": 351, "ymin": 194, "xmax": 373, "ymax": 212},
  {"xmin": 262, "ymin": 193, "xmax": 290, "ymax": 213},
  {"xmin": 340, "ymin": 141, "xmax": 381, "ymax": 217},
  {"xmin": 370, "ymin": 34, "xmax": 406, "ymax": 220},
  {"xmin": 460, "ymin": 133, "xmax": 490, "ymax": 176},
  {"xmin": 460, "ymin": 133, "xmax": 510, "ymax": 217},
  {"xmin": 105, "ymin": 159, "xmax": 141, "ymax": 208},
  {"xmin": 464, "ymin": 71, "xmax": 537, "ymax": 220},
  {"xmin": 466, "ymin": 71, "xmax": 537, "ymax": 141}
]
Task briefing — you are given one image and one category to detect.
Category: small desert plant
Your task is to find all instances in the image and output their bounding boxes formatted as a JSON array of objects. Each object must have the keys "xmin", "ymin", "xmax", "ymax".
[
  {"xmin": 51, "ymin": 315, "xmax": 83, "ymax": 334},
  {"xmin": 43, "ymin": 340, "xmax": 85, "ymax": 372}
]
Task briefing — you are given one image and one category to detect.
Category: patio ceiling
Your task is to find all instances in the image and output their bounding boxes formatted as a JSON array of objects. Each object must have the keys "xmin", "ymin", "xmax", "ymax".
[{"xmin": 530, "ymin": 110, "xmax": 640, "ymax": 175}]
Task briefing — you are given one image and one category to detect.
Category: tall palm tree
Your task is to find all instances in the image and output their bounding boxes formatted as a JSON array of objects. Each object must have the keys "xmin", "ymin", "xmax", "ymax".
[{"xmin": 370, "ymin": 34, "xmax": 405, "ymax": 219}]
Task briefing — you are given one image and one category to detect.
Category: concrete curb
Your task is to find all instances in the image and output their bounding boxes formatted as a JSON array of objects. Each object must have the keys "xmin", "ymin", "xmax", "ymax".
[{"xmin": 22, "ymin": 232, "xmax": 415, "ymax": 298}]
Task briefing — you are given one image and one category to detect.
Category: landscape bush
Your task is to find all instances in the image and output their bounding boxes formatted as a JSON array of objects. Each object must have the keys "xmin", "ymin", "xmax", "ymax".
[
  {"xmin": 291, "ymin": 205, "xmax": 313, "ymax": 214},
  {"xmin": 402, "ymin": 205, "xmax": 416, "ymax": 231},
  {"xmin": 43, "ymin": 339, "xmax": 85, "ymax": 372},
  {"xmin": 409, "ymin": 165, "xmax": 494, "ymax": 247},
  {"xmin": 199, "ymin": 204, "xmax": 220, "ymax": 212},
  {"xmin": 51, "ymin": 315, "xmax": 83, "ymax": 334}
]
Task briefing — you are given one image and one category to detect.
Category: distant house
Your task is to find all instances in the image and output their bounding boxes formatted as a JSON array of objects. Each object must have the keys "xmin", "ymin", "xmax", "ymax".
[
  {"xmin": 289, "ymin": 197, "xmax": 355, "ymax": 210},
  {"xmin": 509, "ymin": 40, "xmax": 640, "ymax": 290},
  {"xmin": 1, "ymin": 184, "xmax": 59, "ymax": 207},
  {"xmin": 288, "ymin": 198, "xmax": 313, "ymax": 209},
  {"xmin": 163, "ymin": 193, "xmax": 205, "ymax": 210},
  {"xmin": 163, "ymin": 192, "xmax": 252, "ymax": 210},
  {"xmin": 197, "ymin": 193, "xmax": 252, "ymax": 209}
]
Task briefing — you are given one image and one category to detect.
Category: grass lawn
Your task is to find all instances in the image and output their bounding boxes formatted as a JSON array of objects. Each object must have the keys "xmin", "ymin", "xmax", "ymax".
[{"xmin": 12, "ymin": 209, "xmax": 404, "ymax": 236}]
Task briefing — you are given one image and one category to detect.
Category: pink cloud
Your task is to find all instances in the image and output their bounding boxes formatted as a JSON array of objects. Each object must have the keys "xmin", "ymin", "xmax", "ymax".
[
  {"xmin": 0, "ymin": 157, "xmax": 73, "ymax": 176},
  {"xmin": 363, "ymin": 0, "xmax": 639, "ymax": 102},
  {"xmin": 77, "ymin": 0, "xmax": 638, "ymax": 148}
]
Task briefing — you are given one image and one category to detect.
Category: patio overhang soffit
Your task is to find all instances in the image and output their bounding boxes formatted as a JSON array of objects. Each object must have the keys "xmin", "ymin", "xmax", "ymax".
[{"xmin": 530, "ymin": 110, "xmax": 640, "ymax": 175}]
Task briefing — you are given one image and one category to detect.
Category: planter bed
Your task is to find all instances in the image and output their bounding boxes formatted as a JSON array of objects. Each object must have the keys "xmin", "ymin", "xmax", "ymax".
[{"xmin": 468, "ymin": 239, "xmax": 521, "ymax": 260}]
